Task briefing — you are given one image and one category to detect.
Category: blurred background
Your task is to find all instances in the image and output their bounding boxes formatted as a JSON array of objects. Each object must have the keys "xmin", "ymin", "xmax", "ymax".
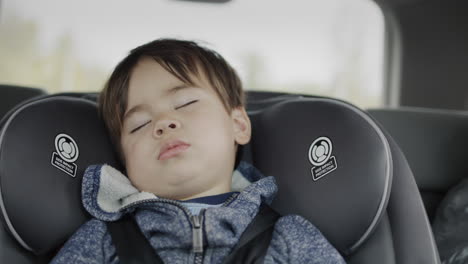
[{"xmin": 0, "ymin": 0, "xmax": 384, "ymax": 108}]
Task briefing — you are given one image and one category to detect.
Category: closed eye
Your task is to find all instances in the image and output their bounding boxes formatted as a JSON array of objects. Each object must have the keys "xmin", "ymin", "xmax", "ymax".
[
  {"xmin": 175, "ymin": 100, "xmax": 198, "ymax": 110},
  {"xmin": 130, "ymin": 120, "xmax": 151, "ymax": 134}
]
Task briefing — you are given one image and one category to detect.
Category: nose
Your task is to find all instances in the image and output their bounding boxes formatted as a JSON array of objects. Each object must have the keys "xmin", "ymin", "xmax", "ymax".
[{"xmin": 153, "ymin": 118, "xmax": 181, "ymax": 138}]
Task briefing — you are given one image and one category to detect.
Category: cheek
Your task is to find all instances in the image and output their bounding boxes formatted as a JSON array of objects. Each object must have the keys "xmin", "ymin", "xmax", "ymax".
[
  {"xmin": 123, "ymin": 131, "xmax": 153, "ymax": 153},
  {"xmin": 122, "ymin": 139, "xmax": 155, "ymax": 188},
  {"xmin": 121, "ymin": 136, "xmax": 154, "ymax": 168},
  {"xmin": 193, "ymin": 111, "xmax": 235, "ymax": 146}
]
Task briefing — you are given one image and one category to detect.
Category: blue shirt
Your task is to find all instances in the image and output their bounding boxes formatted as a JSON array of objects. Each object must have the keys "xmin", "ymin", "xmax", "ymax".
[{"xmin": 180, "ymin": 192, "xmax": 238, "ymax": 215}]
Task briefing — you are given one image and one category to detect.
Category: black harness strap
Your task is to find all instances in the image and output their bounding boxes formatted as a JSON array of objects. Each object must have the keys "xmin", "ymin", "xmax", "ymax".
[
  {"xmin": 107, "ymin": 205, "xmax": 280, "ymax": 264},
  {"xmin": 107, "ymin": 214, "xmax": 164, "ymax": 264},
  {"xmin": 222, "ymin": 205, "xmax": 280, "ymax": 264}
]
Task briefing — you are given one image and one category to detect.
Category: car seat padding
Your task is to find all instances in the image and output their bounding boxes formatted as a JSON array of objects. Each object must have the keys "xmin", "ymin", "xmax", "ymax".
[
  {"xmin": 246, "ymin": 98, "xmax": 392, "ymax": 255},
  {"xmin": 0, "ymin": 96, "xmax": 121, "ymax": 254}
]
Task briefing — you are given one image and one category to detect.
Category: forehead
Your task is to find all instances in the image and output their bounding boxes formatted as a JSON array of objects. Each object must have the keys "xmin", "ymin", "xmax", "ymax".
[
  {"xmin": 128, "ymin": 57, "xmax": 181, "ymax": 96},
  {"xmin": 126, "ymin": 57, "xmax": 213, "ymax": 107}
]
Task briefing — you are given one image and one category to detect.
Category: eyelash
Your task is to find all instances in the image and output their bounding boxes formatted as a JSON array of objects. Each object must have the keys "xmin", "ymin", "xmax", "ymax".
[
  {"xmin": 130, "ymin": 120, "xmax": 151, "ymax": 134},
  {"xmin": 175, "ymin": 99, "xmax": 198, "ymax": 110},
  {"xmin": 129, "ymin": 100, "xmax": 198, "ymax": 134}
]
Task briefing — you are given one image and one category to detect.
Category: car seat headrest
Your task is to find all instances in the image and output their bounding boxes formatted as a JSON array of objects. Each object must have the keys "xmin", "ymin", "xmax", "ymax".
[
  {"xmin": 369, "ymin": 107, "xmax": 468, "ymax": 192},
  {"xmin": 0, "ymin": 84, "xmax": 46, "ymax": 119},
  {"xmin": 246, "ymin": 97, "xmax": 393, "ymax": 255},
  {"xmin": 0, "ymin": 96, "xmax": 121, "ymax": 255}
]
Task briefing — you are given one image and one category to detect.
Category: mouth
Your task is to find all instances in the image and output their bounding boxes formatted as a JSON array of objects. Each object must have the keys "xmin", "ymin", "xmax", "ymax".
[{"xmin": 158, "ymin": 140, "xmax": 191, "ymax": 161}]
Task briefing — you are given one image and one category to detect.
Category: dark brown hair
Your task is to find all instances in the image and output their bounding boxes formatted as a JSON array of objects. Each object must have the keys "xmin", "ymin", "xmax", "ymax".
[{"xmin": 99, "ymin": 39, "xmax": 245, "ymax": 160}]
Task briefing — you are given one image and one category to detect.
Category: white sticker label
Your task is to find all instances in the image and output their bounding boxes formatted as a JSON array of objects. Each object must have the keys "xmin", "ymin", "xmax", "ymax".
[
  {"xmin": 308, "ymin": 136, "xmax": 337, "ymax": 181},
  {"xmin": 51, "ymin": 133, "xmax": 79, "ymax": 177}
]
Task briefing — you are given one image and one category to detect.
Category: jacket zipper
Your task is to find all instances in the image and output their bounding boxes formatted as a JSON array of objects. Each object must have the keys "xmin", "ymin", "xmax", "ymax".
[
  {"xmin": 223, "ymin": 192, "xmax": 238, "ymax": 206},
  {"xmin": 120, "ymin": 193, "xmax": 239, "ymax": 263},
  {"xmin": 191, "ymin": 212, "xmax": 204, "ymax": 253},
  {"xmin": 121, "ymin": 198, "xmax": 207, "ymax": 262},
  {"xmin": 192, "ymin": 210, "xmax": 205, "ymax": 264},
  {"xmin": 191, "ymin": 192, "xmax": 238, "ymax": 263}
]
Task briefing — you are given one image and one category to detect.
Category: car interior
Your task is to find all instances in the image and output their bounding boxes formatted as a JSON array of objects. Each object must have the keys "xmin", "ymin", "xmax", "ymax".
[{"xmin": 2, "ymin": 0, "xmax": 468, "ymax": 263}]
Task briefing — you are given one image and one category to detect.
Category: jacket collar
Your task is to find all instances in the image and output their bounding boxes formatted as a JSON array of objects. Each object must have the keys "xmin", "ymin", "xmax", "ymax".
[{"xmin": 81, "ymin": 162, "xmax": 277, "ymax": 221}]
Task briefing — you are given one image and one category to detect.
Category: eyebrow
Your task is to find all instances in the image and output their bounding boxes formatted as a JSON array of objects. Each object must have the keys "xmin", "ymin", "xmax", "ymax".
[{"xmin": 123, "ymin": 84, "xmax": 193, "ymax": 122}]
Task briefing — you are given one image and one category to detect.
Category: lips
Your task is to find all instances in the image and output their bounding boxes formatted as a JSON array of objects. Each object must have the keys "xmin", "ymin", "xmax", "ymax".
[{"xmin": 158, "ymin": 140, "xmax": 191, "ymax": 160}]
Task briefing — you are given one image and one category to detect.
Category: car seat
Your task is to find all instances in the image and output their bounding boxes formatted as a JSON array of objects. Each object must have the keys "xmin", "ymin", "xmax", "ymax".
[
  {"xmin": 0, "ymin": 84, "xmax": 46, "ymax": 119},
  {"xmin": 0, "ymin": 94, "xmax": 440, "ymax": 263},
  {"xmin": 368, "ymin": 107, "xmax": 468, "ymax": 222}
]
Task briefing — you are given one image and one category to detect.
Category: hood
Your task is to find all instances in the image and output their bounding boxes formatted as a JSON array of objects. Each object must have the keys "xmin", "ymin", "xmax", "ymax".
[{"xmin": 81, "ymin": 161, "xmax": 276, "ymax": 221}]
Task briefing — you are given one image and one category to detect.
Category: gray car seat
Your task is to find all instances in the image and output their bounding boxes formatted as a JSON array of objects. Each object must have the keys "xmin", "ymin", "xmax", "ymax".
[
  {"xmin": 0, "ymin": 85, "xmax": 47, "ymax": 119},
  {"xmin": 368, "ymin": 107, "xmax": 468, "ymax": 222},
  {"xmin": 0, "ymin": 95, "xmax": 121, "ymax": 263},
  {"xmin": 0, "ymin": 94, "xmax": 440, "ymax": 263}
]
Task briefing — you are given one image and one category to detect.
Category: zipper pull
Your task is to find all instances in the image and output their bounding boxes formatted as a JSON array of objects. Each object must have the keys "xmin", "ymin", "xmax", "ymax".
[{"xmin": 191, "ymin": 214, "xmax": 204, "ymax": 253}]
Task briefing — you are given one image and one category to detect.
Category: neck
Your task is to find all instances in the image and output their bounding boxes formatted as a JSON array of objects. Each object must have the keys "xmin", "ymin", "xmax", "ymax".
[{"xmin": 174, "ymin": 182, "xmax": 231, "ymax": 201}]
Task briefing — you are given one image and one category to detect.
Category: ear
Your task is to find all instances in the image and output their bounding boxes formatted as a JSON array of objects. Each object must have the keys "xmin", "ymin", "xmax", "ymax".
[{"xmin": 231, "ymin": 107, "xmax": 251, "ymax": 145}]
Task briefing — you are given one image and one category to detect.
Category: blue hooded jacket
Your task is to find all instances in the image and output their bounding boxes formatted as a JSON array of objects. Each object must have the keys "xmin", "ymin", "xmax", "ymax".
[{"xmin": 51, "ymin": 162, "xmax": 345, "ymax": 264}]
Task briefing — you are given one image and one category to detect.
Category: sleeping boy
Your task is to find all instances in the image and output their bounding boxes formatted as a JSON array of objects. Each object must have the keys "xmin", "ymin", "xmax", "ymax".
[{"xmin": 51, "ymin": 38, "xmax": 345, "ymax": 263}]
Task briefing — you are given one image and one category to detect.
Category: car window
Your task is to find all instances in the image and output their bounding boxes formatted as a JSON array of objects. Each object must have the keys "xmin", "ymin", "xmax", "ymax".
[{"xmin": 0, "ymin": 0, "xmax": 384, "ymax": 108}]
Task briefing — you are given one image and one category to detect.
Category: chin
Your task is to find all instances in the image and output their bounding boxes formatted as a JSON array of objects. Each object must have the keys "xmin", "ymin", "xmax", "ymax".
[{"xmin": 167, "ymin": 173, "xmax": 199, "ymax": 186}]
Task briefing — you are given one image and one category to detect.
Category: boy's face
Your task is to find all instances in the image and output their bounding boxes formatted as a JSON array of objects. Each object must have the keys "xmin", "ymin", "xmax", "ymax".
[{"xmin": 120, "ymin": 57, "xmax": 251, "ymax": 200}]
